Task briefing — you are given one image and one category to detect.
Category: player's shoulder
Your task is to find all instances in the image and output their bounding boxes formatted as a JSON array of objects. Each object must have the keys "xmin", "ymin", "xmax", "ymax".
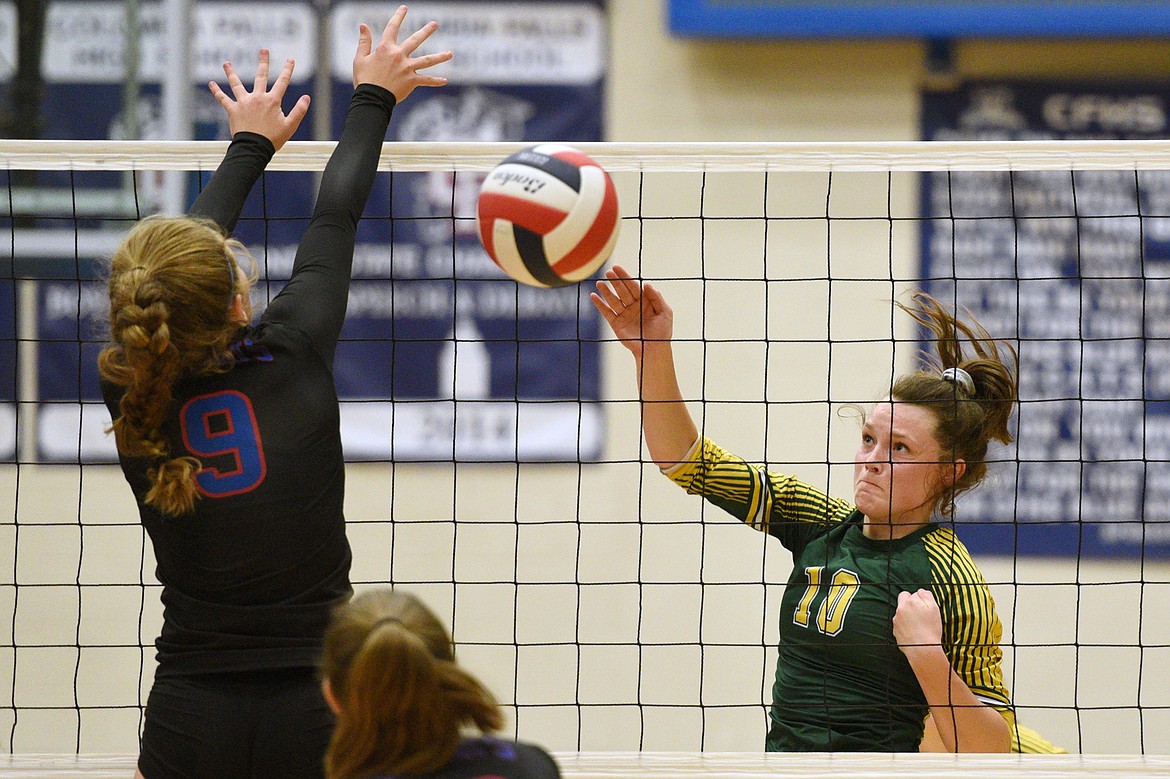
[
  {"xmin": 248, "ymin": 319, "xmax": 332, "ymax": 365},
  {"xmin": 511, "ymin": 740, "xmax": 560, "ymax": 777},
  {"xmin": 443, "ymin": 737, "xmax": 560, "ymax": 778},
  {"xmin": 225, "ymin": 322, "xmax": 318, "ymax": 373},
  {"xmin": 920, "ymin": 524, "xmax": 987, "ymax": 584}
]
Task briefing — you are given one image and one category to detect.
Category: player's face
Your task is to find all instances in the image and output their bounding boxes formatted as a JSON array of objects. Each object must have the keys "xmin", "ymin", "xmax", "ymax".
[{"xmin": 853, "ymin": 400, "xmax": 952, "ymax": 533}]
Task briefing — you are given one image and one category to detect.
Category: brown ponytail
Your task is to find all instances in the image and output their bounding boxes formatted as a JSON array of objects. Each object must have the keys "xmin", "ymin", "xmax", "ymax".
[
  {"xmin": 321, "ymin": 590, "xmax": 504, "ymax": 779},
  {"xmin": 892, "ymin": 292, "xmax": 1019, "ymax": 515},
  {"xmin": 98, "ymin": 216, "xmax": 249, "ymax": 515}
]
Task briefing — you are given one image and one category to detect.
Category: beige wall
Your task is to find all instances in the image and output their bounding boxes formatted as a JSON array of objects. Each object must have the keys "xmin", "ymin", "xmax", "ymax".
[{"xmin": 608, "ymin": 3, "xmax": 1170, "ymax": 141}]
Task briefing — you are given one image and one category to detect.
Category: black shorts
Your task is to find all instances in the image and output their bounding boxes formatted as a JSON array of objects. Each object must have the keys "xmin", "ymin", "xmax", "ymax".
[{"xmin": 138, "ymin": 667, "xmax": 334, "ymax": 779}]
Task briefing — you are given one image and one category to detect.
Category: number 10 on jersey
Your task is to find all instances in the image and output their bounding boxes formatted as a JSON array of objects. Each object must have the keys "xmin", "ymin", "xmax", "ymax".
[{"xmin": 793, "ymin": 566, "xmax": 861, "ymax": 637}]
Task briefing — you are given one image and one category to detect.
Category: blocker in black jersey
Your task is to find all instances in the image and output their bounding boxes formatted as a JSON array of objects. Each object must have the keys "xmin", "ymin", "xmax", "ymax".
[
  {"xmin": 99, "ymin": 13, "xmax": 452, "ymax": 779},
  {"xmin": 102, "ymin": 106, "xmax": 380, "ymax": 675}
]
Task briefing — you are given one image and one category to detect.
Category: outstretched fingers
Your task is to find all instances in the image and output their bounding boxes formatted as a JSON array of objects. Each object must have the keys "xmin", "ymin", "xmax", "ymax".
[
  {"xmin": 271, "ymin": 56, "xmax": 296, "ymax": 97},
  {"xmin": 355, "ymin": 23, "xmax": 373, "ymax": 59},
  {"xmin": 589, "ymin": 291, "xmax": 619, "ymax": 326},
  {"xmin": 253, "ymin": 48, "xmax": 271, "ymax": 93},
  {"xmin": 223, "ymin": 61, "xmax": 246, "ymax": 99},
  {"xmin": 605, "ymin": 265, "xmax": 642, "ymax": 307},
  {"xmin": 641, "ymin": 283, "xmax": 665, "ymax": 316},
  {"xmin": 397, "ymin": 17, "xmax": 452, "ymax": 82},
  {"xmin": 207, "ymin": 48, "xmax": 310, "ymax": 152},
  {"xmin": 592, "ymin": 278, "xmax": 626, "ymax": 314},
  {"xmin": 352, "ymin": 6, "xmax": 452, "ymax": 100},
  {"xmin": 286, "ymin": 93, "xmax": 311, "ymax": 129},
  {"xmin": 399, "ymin": 18, "xmax": 440, "ymax": 56},
  {"xmin": 381, "ymin": 5, "xmax": 409, "ymax": 45},
  {"xmin": 413, "ymin": 47, "xmax": 454, "ymax": 84},
  {"xmin": 208, "ymin": 80, "xmax": 230, "ymax": 107}
]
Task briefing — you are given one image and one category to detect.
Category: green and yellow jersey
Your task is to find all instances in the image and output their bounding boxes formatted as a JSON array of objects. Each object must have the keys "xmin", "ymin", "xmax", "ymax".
[
  {"xmin": 1012, "ymin": 723, "xmax": 1067, "ymax": 754},
  {"xmin": 666, "ymin": 437, "xmax": 1013, "ymax": 752},
  {"xmin": 924, "ymin": 717, "xmax": 1065, "ymax": 753}
]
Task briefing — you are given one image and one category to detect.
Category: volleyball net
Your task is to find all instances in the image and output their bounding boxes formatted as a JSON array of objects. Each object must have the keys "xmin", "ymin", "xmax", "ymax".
[{"xmin": 2, "ymin": 140, "xmax": 1169, "ymax": 770}]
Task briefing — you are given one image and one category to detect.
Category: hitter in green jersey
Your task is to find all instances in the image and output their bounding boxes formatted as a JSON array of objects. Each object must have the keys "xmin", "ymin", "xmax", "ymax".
[{"xmin": 591, "ymin": 266, "xmax": 1019, "ymax": 753}]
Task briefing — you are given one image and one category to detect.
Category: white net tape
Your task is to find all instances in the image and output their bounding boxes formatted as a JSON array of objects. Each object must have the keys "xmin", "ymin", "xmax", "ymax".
[
  {"xmin": 5, "ymin": 139, "xmax": 1170, "ymax": 172},
  {"xmin": 2, "ymin": 752, "xmax": 1170, "ymax": 778}
]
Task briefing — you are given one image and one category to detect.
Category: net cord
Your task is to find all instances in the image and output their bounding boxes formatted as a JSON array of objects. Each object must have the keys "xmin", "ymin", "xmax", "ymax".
[
  {"xmin": 2, "ymin": 752, "xmax": 1170, "ymax": 778},
  {"xmin": 5, "ymin": 140, "xmax": 1170, "ymax": 172}
]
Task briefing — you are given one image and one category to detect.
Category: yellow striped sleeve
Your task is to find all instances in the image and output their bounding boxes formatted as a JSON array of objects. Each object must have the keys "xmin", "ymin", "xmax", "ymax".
[
  {"xmin": 923, "ymin": 528, "xmax": 1014, "ymax": 723},
  {"xmin": 1012, "ymin": 723, "xmax": 1068, "ymax": 754},
  {"xmin": 663, "ymin": 436, "xmax": 853, "ymax": 537}
]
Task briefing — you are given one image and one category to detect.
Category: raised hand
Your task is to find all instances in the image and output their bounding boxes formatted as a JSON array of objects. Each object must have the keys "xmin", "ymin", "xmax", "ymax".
[
  {"xmin": 208, "ymin": 49, "xmax": 310, "ymax": 152},
  {"xmin": 591, "ymin": 265, "xmax": 674, "ymax": 359},
  {"xmin": 353, "ymin": 5, "xmax": 453, "ymax": 102}
]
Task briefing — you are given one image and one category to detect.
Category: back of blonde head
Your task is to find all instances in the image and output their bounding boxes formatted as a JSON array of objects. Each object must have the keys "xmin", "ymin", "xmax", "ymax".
[
  {"xmin": 98, "ymin": 216, "xmax": 247, "ymax": 515},
  {"xmin": 320, "ymin": 589, "xmax": 504, "ymax": 779}
]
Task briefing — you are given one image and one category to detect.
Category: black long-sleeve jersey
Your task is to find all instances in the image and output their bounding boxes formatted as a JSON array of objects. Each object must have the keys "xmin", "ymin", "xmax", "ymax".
[{"xmin": 101, "ymin": 85, "xmax": 396, "ymax": 677}]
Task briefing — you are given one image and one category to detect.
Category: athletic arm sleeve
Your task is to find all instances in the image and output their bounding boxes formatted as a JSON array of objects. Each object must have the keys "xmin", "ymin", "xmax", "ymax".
[
  {"xmin": 187, "ymin": 132, "xmax": 276, "ymax": 231},
  {"xmin": 925, "ymin": 532, "xmax": 1015, "ymax": 723},
  {"xmin": 662, "ymin": 436, "xmax": 855, "ymax": 549},
  {"xmin": 261, "ymin": 84, "xmax": 397, "ymax": 364}
]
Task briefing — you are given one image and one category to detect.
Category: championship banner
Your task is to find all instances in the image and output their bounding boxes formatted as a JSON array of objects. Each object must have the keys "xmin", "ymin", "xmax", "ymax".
[
  {"xmin": 921, "ymin": 82, "xmax": 1170, "ymax": 558},
  {"xmin": 7, "ymin": 0, "xmax": 607, "ymax": 463}
]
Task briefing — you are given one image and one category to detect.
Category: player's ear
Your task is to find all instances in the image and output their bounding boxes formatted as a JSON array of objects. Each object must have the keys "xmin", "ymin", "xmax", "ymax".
[
  {"xmin": 945, "ymin": 459, "xmax": 966, "ymax": 486},
  {"xmin": 227, "ymin": 293, "xmax": 248, "ymax": 326},
  {"xmin": 321, "ymin": 679, "xmax": 341, "ymax": 715}
]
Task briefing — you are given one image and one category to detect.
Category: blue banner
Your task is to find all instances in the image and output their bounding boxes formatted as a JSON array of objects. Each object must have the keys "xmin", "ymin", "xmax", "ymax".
[
  {"xmin": 5, "ymin": 1, "xmax": 607, "ymax": 463},
  {"xmin": 921, "ymin": 81, "xmax": 1170, "ymax": 558},
  {"xmin": 668, "ymin": 1, "xmax": 1170, "ymax": 38}
]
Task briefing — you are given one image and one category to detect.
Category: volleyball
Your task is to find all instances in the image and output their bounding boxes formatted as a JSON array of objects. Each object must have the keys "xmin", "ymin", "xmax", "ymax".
[{"xmin": 476, "ymin": 144, "xmax": 620, "ymax": 287}]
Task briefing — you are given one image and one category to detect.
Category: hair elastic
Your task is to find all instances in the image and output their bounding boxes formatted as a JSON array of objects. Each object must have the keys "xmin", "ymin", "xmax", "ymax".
[
  {"xmin": 941, "ymin": 366, "xmax": 975, "ymax": 396},
  {"xmin": 225, "ymin": 252, "xmax": 239, "ymax": 286},
  {"xmin": 372, "ymin": 616, "xmax": 404, "ymax": 631}
]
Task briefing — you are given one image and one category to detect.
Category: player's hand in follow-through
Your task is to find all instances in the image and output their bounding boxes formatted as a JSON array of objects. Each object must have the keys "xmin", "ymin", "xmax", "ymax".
[
  {"xmin": 892, "ymin": 588, "xmax": 945, "ymax": 658},
  {"xmin": 208, "ymin": 48, "xmax": 310, "ymax": 152},
  {"xmin": 591, "ymin": 265, "xmax": 674, "ymax": 360},
  {"xmin": 353, "ymin": 5, "xmax": 453, "ymax": 102}
]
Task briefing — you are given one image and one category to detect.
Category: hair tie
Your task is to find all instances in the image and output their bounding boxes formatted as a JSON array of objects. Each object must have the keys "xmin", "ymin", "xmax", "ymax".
[
  {"xmin": 372, "ymin": 616, "xmax": 404, "ymax": 631},
  {"xmin": 941, "ymin": 367, "xmax": 975, "ymax": 396},
  {"xmin": 131, "ymin": 265, "xmax": 148, "ymax": 272}
]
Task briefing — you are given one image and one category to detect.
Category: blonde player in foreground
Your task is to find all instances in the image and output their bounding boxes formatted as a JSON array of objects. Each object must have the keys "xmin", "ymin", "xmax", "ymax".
[{"xmin": 592, "ymin": 265, "xmax": 1017, "ymax": 752}]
